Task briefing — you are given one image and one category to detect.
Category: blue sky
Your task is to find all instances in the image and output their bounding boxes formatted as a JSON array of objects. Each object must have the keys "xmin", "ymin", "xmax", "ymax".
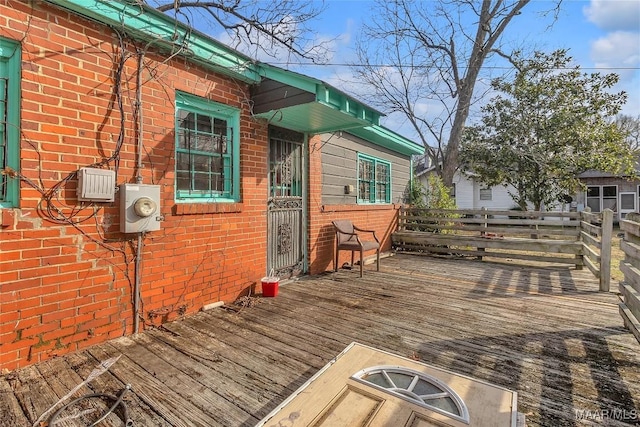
[
  {"xmin": 287, "ymin": 0, "xmax": 640, "ymax": 136},
  {"xmin": 187, "ymin": 0, "xmax": 639, "ymax": 140}
]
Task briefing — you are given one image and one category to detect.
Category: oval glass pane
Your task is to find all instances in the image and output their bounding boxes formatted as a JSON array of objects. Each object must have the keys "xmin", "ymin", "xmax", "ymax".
[{"xmin": 353, "ymin": 366, "xmax": 469, "ymax": 423}]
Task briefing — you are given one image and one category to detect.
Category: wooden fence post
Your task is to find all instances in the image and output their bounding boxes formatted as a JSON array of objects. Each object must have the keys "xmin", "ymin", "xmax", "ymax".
[
  {"xmin": 575, "ymin": 210, "xmax": 584, "ymax": 270},
  {"xmin": 399, "ymin": 206, "xmax": 405, "ymax": 231},
  {"xmin": 600, "ymin": 208, "xmax": 613, "ymax": 292},
  {"xmin": 478, "ymin": 207, "xmax": 487, "ymax": 260}
]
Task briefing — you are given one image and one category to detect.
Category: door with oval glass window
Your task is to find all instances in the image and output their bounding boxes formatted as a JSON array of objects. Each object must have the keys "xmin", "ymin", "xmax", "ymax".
[
  {"xmin": 257, "ymin": 343, "xmax": 518, "ymax": 427},
  {"xmin": 267, "ymin": 126, "xmax": 306, "ymax": 279}
]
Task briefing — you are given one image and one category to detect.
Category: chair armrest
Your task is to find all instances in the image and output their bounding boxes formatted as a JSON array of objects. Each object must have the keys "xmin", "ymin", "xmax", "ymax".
[
  {"xmin": 353, "ymin": 226, "xmax": 375, "ymax": 233},
  {"xmin": 336, "ymin": 230, "xmax": 359, "ymax": 237},
  {"xmin": 353, "ymin": 227, "xmax": 379, "ymax": 243}
]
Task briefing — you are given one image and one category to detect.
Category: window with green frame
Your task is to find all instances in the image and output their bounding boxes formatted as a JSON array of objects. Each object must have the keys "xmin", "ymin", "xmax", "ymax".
[
  {"xmin": 175, "ymin": 92, "xmax": 240, "ymax": 202},
  {"xmin": 0, "ymin": 37, "xmax": 20, "ymax": 208},
  {"xmin": 357, "ymin": 154, "xmax": 391, "ymax": 203}
]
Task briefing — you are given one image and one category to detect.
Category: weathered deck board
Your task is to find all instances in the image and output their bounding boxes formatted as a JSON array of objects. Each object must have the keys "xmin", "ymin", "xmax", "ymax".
[
  {"xmin": 35, "ymin": 357, "xmax": 121, "ymax": 427},
  {"xmin": 1, "ymin": 255, "xmax": 639, "ymax": 427},
  {"xmin": 63, "ymin": 351, "xmax": 171, "ymax": 426},
  {"xmin": 0, "ymin": 379, "xmax": 29, "ymax": 427}
]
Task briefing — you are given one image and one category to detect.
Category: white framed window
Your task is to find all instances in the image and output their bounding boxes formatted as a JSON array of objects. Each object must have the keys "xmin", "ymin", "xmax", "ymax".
[
  {"xmin": 620, "ymin": 191, "xmax": 636, "ymax": 219},
  {"xmin": 586, "ymin": 185, "xmax": 617, "ymax": 213},
  {"xmin": 479, "ymin": 187, "xmax": 492, "ymax": 201}
]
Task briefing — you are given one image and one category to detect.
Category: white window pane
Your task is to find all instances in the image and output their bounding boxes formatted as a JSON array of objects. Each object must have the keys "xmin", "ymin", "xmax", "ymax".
[
  {"xmin": 479, "ymin": 188, "xmax": 492, "ymax": 201},
  {"xmin": 621, "ymin": 194, "xmax": 635, "ymax": 210}
]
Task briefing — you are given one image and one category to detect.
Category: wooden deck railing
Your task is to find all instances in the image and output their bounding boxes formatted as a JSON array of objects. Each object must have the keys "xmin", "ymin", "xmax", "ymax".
[
  {"xmin": 619, "ymin": 213, "xmax": 640, "ymax": 343},
  {"xmin": 392, "ymin": 208, "xmax": 613, "ymax": 290},
  {"xmin": 580, "ymin": 209, "xmax": 613, "ymax": 291}
]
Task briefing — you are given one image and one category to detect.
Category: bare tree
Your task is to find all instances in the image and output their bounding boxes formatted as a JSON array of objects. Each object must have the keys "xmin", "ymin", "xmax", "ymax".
[
  {"xmin": 616, "ymin": 114, "xmax": 640, "ymax": 153},
  {"xmin": 354, "ymin": 0, "xmax": 561, "ymax": 186},
  {"xmin": 144, "ymin": 0, "xmax": 330, "ymax": 63}
]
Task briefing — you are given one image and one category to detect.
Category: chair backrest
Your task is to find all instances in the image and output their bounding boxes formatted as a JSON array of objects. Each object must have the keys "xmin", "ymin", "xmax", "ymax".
[{"xmin": 332, "ymin": 220, "xmax": 356, "ymax": 245}]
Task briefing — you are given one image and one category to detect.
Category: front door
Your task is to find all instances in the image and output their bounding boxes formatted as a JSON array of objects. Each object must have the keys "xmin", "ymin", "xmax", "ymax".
[
  {"xmin": 267, "ymin": 127, "xmax": 306, "ymax": 278},
  {"xmin": 257, "ymin": 343, "xmax": 518, "ymax": 427}
]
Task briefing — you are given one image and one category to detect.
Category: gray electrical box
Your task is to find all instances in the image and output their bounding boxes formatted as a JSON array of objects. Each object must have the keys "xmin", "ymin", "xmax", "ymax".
[
  {"xmin": 77, "ymin": 168, "xmax": 116, "ymax": 202},
  {"xmin": 119, "ymin": 183, "xmax": 162, "ymax": 233}
]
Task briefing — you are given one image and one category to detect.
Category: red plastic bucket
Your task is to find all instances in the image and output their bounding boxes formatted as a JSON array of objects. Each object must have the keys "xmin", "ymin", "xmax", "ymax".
[{"xmin": 261, "ymin": 276, "xmax": 279, "ymax": 297}]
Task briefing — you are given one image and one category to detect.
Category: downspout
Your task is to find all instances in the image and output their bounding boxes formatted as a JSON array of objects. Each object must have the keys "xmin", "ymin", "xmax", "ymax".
[
  {"xmin": 130, "ymin": 35, "xmax": 179, "ymax": 334},
  {"xmin": 410, "ymin": 155, "xmax": 414, "ymax": 203},
  {"xmin": 134, "ymin": 233, "xmax": 142, "ymax": 334}
]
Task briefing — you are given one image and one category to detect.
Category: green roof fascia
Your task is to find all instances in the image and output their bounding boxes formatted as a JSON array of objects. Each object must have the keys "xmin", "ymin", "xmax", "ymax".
[
  {"xmin": 46, "ymin": 0, "xmax": 261, "ymax": 83},
  {"xmin": 349, "ymin": 125, "xmax": 423, "ymax": 156},
  {"xmin": 258, "ymin": 64, "xmax": 383, "ymax": 125}
]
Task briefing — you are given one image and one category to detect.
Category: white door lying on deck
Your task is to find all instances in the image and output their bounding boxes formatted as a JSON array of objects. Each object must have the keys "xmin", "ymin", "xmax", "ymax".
[{"xmin": 256, "ymin": 343, "xmax": 518, "ymax": 427}]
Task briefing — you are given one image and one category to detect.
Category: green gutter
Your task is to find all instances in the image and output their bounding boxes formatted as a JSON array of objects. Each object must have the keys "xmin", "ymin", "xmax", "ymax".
[
  {"xmin": 46, "ymin": 0, "xmax": 261, "ymax": 83},
  {"xmin": 349, "ymin": 125, "xmax": 423, "ymax": 156}
]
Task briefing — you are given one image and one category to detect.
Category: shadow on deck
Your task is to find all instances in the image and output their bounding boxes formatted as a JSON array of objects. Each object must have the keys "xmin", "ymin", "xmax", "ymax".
[{"xmin": 2, "ymin": 255, "xmax": 639, "ymax": 427}]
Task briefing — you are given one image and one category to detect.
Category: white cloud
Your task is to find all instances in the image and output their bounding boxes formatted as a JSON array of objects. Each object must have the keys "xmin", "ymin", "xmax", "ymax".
[
  {"xmin": 584, "ymin": 0, "xmax": 640, "ymax": 115},
  {"xmin": 591, "ymin": 31, "xmax": 640, "ymax": 80},
  {"xmin": 584, "ymin": 0, "xmax": 640, "ymax": 31}
]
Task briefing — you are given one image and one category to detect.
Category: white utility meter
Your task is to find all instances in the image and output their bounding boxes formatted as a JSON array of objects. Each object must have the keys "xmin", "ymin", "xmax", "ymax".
[
  {"xmin": 133, "ymin": 197, "xmax": 157, "ymax": 217},
  {"xmin": 119, "ymin": 183, "xmax": 162, "ymax": 233}
]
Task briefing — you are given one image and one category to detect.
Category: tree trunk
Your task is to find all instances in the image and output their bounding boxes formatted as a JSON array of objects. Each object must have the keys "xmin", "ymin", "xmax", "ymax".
[{"xmin": 440, "ymin": 0, "xmax": 530, "ymax": 187}]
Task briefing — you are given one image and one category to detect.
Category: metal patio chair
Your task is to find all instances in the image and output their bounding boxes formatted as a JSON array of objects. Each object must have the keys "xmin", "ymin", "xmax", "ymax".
[{"xmin": 332, "ymin": 220, "xmax": 380, "ymax": 278}]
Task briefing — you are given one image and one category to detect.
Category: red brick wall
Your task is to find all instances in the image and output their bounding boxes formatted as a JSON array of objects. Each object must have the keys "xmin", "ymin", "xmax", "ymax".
[
  {"xmin": 0, "ymin": 2, "xmax": 269, "ymax": 370},
  {"xmin": 307, "ymin": 136, "xmax": 400, "ymax": 275}
]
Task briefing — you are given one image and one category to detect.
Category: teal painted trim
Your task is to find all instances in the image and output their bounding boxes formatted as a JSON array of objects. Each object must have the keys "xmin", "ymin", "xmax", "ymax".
[
  {"xmin": 0, "ymin": 37, "xmax": 20, "ymax": 208},
  {"xmin": 175, "ymin": 91, "xmax": 241, "ymax": 202},
  {"xmin": 315, "ymin": 85, "xmax": 381, "ymax": 125},
  {"xmin": 258, "ymin": 65, "xmax": 319, "ymax": 93},
  {"xmin": 350, "ymin": 125, "xmax": 423, "ymax": 156},
  {"xmin": 46, "ymin": 0, "xmax": 260, "ymax": 83},
  {"xmin": 258, "ymin": 63, "xmax": 382, "ymax": 125},
  {"xmin": 176, "ymin": 91, "xmax": 240, "ymax": 118}
]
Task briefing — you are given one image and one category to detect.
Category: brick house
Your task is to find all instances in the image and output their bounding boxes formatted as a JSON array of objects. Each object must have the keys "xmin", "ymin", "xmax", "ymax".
[{"xmin": 0, "ymin": 0, "xmax": 422, "ymax": 370}]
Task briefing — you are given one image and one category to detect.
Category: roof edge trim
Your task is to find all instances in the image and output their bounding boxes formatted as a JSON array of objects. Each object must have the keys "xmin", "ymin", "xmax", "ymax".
[
  {"xmin": 46, "ymin": 0, "xmax": 261, "ymax": 83},
  {"xmin": 349, "ymin": 125, "xmax": 423, "ymax": 156}
]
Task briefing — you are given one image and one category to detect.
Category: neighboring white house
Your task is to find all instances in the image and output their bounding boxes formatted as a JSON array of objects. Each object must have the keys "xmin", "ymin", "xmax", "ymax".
[
  {"xmin": 450, "ymin": 170, "xmax": 518, "ymax": 210},
  {"xmin": 414, "ymin": 156, "xmax": 522, "ymax": 210},
  {"xmin": 414, "ymin": 156, "xmax": 573, "ymax": 212},
  {"xmin": 415, "ymin": 155, "xmax": 640, "ymax": 220}
]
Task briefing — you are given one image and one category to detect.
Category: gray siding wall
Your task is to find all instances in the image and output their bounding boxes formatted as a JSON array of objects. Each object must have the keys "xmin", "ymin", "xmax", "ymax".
[{"xmin": 320, "ymin": 132, "xmax": 412, "ymax": 205}]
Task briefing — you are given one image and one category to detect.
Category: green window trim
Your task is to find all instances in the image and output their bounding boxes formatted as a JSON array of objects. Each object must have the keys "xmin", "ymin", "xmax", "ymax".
[
  {"xmin": 357, "ymin": 153, "xmax": 391, "ymax": 204},
  {"xmin": 174, "ymin": 91, "xmax": 240, "ymax": 203},
  {"xmin": 0, "ymin": 37, "xmax": 20, "ymax": 208}
]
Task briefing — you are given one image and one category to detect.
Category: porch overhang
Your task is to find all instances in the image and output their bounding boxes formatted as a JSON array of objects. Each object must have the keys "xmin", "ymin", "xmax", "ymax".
[
  {"xmin": 253, "ymin": 101, "xmax": 373, "ymax": 134},
  {"xmin": 252, "ymin": 66, "xmax": 383, "ymax": 134}
]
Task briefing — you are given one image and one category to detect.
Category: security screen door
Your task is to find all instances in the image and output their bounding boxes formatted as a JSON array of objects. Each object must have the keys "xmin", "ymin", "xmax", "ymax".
[{"xmin": 267, "ymin": 127, "xmax": 305, "ymax": 278}]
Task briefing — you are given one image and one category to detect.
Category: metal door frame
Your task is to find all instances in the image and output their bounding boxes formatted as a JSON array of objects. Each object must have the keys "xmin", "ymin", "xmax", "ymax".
[{"xmin": 267, "ymin": 126, "xmax": 307, "ymax": 278}]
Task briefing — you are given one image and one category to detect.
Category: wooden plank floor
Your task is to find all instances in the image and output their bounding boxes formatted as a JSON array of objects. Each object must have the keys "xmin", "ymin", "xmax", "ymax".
[{"xmin": 2, "ymin": 255, "xmax": 639, "ymax": 427}]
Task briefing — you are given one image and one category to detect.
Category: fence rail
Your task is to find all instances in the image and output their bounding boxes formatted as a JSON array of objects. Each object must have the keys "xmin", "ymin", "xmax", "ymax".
[
  {"xmin": 392, "ymin": 208, "xmax": 612, "ymax": 290},
  {"xmin": 619, "ymin": 213, "xmax": 640, "ymax": 343}
]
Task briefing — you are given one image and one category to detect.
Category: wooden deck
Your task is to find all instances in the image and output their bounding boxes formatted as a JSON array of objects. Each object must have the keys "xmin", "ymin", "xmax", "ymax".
[{"xmin": 2, "ymin": 255, "xmax": 639, "ymax": 427}]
